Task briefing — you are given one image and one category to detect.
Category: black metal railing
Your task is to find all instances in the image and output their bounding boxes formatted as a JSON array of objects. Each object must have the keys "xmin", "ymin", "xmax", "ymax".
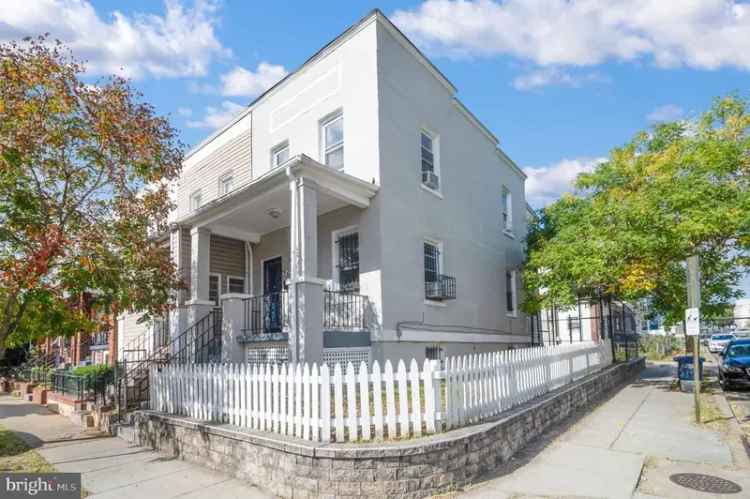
[
  {"xmin": 50, "ymin": 371, "xmax": 109, "ymax": 403},
  {"xmin": 323, "ymin": 290, "xmax": 367, "ymax": 330},
  {"xmin": 115, "ymin": 308, "xmax": 221, "ymax": 415},
  {"xmin": 171, "ymin": 308, "xmax": 223, "ymax": 364},
  {"xmin": 424, "ymin": 274, "xmax": 457, "ymax": 301},
  {"xmin": 242, "ymin": 291, "xmax": 289, "ymax": 335}
]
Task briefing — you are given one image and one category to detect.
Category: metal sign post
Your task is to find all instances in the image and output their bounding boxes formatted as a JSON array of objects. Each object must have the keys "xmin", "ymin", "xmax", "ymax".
[{"xmin": 686, "ymin": 255, "xmax": 701, "ymax": 423}]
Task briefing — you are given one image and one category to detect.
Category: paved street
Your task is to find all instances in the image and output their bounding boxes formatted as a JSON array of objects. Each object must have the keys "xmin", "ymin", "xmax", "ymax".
[
  {"xmin": 0, "ymin": 395, "xmax": 271, "ymax": 498},
  {"xmin": 461, "ymin": 361, "xmax": 750, "ymax": 499}
]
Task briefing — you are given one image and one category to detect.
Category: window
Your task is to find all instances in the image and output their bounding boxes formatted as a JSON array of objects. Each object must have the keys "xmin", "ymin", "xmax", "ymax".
[
  {"xmin": 227, "ymin": 276, "xmax": 245, "ymax": 294},
  {"xmin": 336, "ymin": 231, "xmax": 359, "ymax": 292},
  {"xmin": 321, "ymin": 112, "xmax": 343, "ymax": 170},
  {"xmin": 219, "ymin": 172, "xmax": 233, "ymax": 196},
  {"xmin": 421, "ymin": 131, "xmax": 439, "ymax": 191},
  {"xmin": 424, "ymin": 241, "xmax": 441, "ymax": 285},
  {"xmin": 425, "ymin": 345, "xmax": 444, "ymax": 362},
  {"xmin": 271, "ymin": 141, "xmax": 289, "ymax": 168},
  {"xmin": 506, "ymin": 270, "xmax": 517, "ymax": 316},
  {"xmin": 209, "ymin": 274, "xmax": 220, "ymax": 305},
  {"xmin": 190, "ymin": 190, "xmax": 202, "ymax": 211},
  {"xmin": 502, "ymin": 187, "xmax": 513, "ymax": 232}
]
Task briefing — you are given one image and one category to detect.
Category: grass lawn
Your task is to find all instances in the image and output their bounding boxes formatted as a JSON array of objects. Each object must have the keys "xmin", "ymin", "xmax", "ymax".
[{"xmin": 0, "ymin": 425, "xmax": 55, "ymax": 473}]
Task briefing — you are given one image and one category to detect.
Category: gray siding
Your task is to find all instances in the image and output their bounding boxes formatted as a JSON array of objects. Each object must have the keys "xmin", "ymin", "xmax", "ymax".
[
  {"xmin": 178, "ymin": 128, "xmax": 252, "ymax": 218},
  {"xmin": 210, "ymin": 235, "xmax": 246, "ymax": 294}
]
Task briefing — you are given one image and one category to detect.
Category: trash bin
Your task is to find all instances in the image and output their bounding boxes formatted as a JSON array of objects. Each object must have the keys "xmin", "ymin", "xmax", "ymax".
[{"xmin": 673, "ymin": 355, "xmax": 704, "ymax": 392}]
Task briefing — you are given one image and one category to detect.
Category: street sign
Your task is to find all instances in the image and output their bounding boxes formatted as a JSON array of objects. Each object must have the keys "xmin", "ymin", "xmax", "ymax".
[{"xmin": 685, "ymin": 307, "xmax": 700, "ymax": 336}]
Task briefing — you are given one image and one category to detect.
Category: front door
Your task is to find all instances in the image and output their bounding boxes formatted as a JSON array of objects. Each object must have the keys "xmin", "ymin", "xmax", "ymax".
[{"xmin": 263, "ymin": 257, "xmax": 283, "ymax": 333}]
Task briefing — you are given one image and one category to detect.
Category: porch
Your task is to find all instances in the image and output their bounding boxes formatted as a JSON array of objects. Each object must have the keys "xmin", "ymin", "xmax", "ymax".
[{"xmin": 174, "ymin": 155, "xmax": 379, "ymax": 364}]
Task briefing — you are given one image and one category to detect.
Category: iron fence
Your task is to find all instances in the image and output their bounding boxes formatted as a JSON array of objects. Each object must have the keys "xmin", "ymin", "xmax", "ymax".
[
  {"xmin": 528, "ymin": 297, "xmax": 639, "ymax": 362},
  {"xmin": 50, "ymin": 371, "xmax": 109, "ymax": 404},
  {"xmin": 323, "ymin": 290, "xmax": 367, "ymax": 330},
  {"xmin": 242, "ymin": 291, "xmax": 288, "ymax": 335}
]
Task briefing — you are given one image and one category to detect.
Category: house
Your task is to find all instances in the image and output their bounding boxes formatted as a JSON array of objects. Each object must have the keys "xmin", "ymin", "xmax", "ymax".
[{"xmin": 117, "ymin": 9, "xmax": 529, "ymax": 366}]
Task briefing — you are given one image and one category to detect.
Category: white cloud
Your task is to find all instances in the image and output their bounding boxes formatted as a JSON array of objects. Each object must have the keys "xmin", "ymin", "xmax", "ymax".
[
  {"xmin": 524, "ymin": 157, "xmax": 606, "ymax": 208},
  {"xmin": 0, "ymin": 0, "xmax": 230, "ymax": 79},
  {"xmin": 646, "ymin": 104, "xmax": 684, "ymax": 123},
  {"xmin": 220, "ymin": 62, "xmax": 288, "ymax": 98},
  {"xmin": 186, "ymin": 100, "xmax": 244, "ymax": 130},
  {"xmin": 176, "ymin": 107, "xmax": 192, "ymax": 117},
  {"xmin": 392, "ymin": 1, "xmax": 750, "ymax": 70},
  {"xmin": 512, "ymin": 67, "xmax": 606, "ymax": 90}
]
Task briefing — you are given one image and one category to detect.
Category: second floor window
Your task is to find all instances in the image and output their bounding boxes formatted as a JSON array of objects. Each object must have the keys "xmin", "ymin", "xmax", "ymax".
[
  {"xmin": 502, "ymin": 187, "xmax": 512, "ymax": 232},
  {"xmin": 421, "ymin": 131, "xmax": 439, "ymax": 191},
  {"xmin": 272, "ymin": 141, "xmax": 289, "ymax": 168},
  {"xmin": 321, "ymin": 112, "xmax": 343, "ymax": 170},
  {"xmin": 190, "ymin": 190, "xmax": 202, "ymax": 211},
  {"xmin": 219, "ymin": 173, "xmax": 233, "ymax": 195}
]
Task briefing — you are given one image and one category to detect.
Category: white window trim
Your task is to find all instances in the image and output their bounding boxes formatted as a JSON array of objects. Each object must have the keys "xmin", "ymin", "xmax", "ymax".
[
  {"xmin": 424, "ymin": 238, "xmax": 446, "ymax": 304},
  {"xmin": 271, "ymin": 140, "xmax": 290, "ymax": 169},
  {"xmin": 331, "ymin": 225, "xmax": 358, "ymax": 292},
  {"xmin": 189, "ymin": 189, "xmax": 202, "ymax": 212},
  {"xmin": 506, "ymin": 270, "xmax": 518, "ymax": 317},
  {"xmin": 502, "ymin": 186, "xmax": 513, "ymax": 235},
  {"xmin": 218, "ymin": 171, "xmax": 234, "ymax": 196},
  {"xmin": 226, "ymin": 275, "xmax": 246, "ymax": 294},
  {"xmin": 320, "ymin": 110, "xmax": 344, "ymax": 170},
  {"xmin": 420, "ymin": 129, "xmax": 441, "ymax": 195}
]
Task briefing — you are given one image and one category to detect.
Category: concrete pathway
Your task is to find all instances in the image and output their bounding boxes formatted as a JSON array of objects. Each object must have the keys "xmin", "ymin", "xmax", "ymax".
[
  {"xmin": 461, "ymin": 362, "xmax": 748, "ymax": 499},
  {"xmin": 0, "ymin": 395, "xmax": 271, "ymax": 498}
]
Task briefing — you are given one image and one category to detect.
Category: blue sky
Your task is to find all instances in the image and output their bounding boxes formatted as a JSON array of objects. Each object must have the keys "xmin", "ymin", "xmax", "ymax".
[{"xmin": 2, "ymin": 0, "xmax": 749, "ymax": 295}]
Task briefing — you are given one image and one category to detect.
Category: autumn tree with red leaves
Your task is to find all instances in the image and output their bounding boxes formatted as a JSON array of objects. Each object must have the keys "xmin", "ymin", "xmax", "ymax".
[{"xmin": 0, "ymin": 37, "xmax": 183, "ymax": 353}]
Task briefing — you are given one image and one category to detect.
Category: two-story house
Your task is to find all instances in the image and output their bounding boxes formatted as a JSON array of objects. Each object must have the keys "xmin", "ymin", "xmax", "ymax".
[{"xmin": 117, "ymin": 9, "xmax": 529, "ymax": 367}]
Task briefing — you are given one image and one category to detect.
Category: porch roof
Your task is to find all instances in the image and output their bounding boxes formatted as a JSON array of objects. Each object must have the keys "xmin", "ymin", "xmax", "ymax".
[{"xmin": 176, "ymin": 154, "xmax": 379, "ymax": 242}]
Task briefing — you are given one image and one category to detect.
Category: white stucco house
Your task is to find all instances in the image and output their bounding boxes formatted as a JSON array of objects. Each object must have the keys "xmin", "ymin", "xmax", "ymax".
[{"xmin": 118, "ymin": 9, "xmax": 530, "ymax": 366}]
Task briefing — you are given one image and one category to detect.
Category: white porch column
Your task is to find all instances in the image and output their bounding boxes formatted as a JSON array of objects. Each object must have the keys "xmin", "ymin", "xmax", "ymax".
[
  {"xmin": 188, "ymin": 226, "xmax": 215, "ymax": 325},
  {"xmin": 221, "ymin": 293, "xmax": 250, "ymax": 363},
  {"xmin": 288, "ymin": 176, "xmax": 324, "ymax": 364}
]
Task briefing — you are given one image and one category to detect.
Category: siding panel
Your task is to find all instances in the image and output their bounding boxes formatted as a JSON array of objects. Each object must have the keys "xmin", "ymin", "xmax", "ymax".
[
  {"xmin": 210, "ymin": 235, "xmax": 246, "ymax": 294},
  {"xmin": 178, "ymin": 129, "xmax": 252, "ymax": 218}
]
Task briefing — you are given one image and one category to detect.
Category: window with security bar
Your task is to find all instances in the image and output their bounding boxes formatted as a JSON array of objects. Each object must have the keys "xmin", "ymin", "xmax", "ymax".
[
  {"xmin": 424, "ymin": 242, "xmax": 440, "ymax": 284},
  {"xmin": 336, "ymin": 232, "xmax": 359, "ymax": 292},
  {"xmin": 424, "ymin": 241, "xmax": 455, "ymax": 300},
  {"xmin": 209, "ymin": 274, "xmax": 220, "ymax": 305}
]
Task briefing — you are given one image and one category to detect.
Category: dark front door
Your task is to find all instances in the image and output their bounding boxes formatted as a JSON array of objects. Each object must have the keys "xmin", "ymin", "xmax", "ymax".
[{"xmin": 263, "ymin": 257, "xmax": 283, "ymax": 333}]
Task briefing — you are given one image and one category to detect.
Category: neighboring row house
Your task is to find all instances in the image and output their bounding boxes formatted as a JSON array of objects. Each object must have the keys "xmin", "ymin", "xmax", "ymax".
[{"xmin": 118, "ymin": 9, "xmax": 530, "ymax": 366}]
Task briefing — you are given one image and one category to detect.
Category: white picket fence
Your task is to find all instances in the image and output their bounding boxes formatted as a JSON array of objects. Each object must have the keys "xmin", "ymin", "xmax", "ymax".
[{"xmin": 150, "ymin": 340, "xmax": 612, "ymax": 442}]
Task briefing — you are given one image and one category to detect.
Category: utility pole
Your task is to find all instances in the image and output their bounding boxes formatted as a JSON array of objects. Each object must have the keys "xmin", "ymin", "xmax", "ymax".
[{"xmin": 687, "ymin": 255, "xmax": 701, "ymax": 423}]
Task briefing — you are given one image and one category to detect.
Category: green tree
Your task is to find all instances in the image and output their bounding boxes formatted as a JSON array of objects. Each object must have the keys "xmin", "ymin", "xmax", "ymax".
[
  {"xmin": 0, "ymin": 37, "xmax": 183, "ymax": 353},
  {"xmin": 524, "ymin": 96, "xmax": 750, "ymax": 326}
]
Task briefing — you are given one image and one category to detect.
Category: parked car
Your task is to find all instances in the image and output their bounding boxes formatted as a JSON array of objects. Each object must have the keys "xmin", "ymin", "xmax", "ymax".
[
  {"xmin": 718, "ymin": 339, "xmax": 750, "ymax": 390},
  {"xmin": 708, "ymin": 334, "xmax": 736, "ymax": 353}
]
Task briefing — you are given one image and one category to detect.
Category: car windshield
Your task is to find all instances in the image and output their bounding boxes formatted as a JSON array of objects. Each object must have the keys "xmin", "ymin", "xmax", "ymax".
[
  {"xmin": 712, "ymin": 335, "xmax": 733, "ymax": 340},
  {"xmin": 727, "ymin": 344, "xmax": 750, "ymax": 357}
]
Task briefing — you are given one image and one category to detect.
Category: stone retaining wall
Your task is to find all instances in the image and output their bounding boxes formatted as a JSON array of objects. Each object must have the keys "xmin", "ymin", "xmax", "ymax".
[{"xmin": 132, "ymin": 357, "xmax": 645, "ymax": 498}]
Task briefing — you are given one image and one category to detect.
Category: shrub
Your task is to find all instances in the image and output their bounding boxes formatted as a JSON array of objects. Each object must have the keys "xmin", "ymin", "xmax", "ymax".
[{"xmin": 71, "ymin": 364, "xmax": 113, "ymax": 385}]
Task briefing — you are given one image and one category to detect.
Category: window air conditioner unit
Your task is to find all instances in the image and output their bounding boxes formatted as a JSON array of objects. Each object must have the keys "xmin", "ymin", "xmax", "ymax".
[{"xmin": 422, "ymin": 171, "xmax": 439, "ymax": 190}]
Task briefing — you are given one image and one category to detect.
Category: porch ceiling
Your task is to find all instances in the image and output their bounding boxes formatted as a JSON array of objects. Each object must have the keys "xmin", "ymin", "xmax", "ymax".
[{"xmin": 178, "ymin": 154, "xmax": 378, "ymax": 242}]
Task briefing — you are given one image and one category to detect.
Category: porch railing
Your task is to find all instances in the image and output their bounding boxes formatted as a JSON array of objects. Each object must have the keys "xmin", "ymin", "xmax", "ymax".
[
  {"xmin": 242, "ymin": 291, "xmax": 289, "ymax": 335},
  {"xmin": 323, "ymin": 290, "xmax": 367, "ymax": 330}
]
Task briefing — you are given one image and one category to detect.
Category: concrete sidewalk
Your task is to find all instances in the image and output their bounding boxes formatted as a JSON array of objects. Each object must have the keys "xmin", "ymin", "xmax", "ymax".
[
  {"xmin": 461, "ymin": 362, "xmax": 749, "ymax": 499},
  {"xmin": 0, "ymin": 395, "xmax": 270, "ymax": 498}
]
